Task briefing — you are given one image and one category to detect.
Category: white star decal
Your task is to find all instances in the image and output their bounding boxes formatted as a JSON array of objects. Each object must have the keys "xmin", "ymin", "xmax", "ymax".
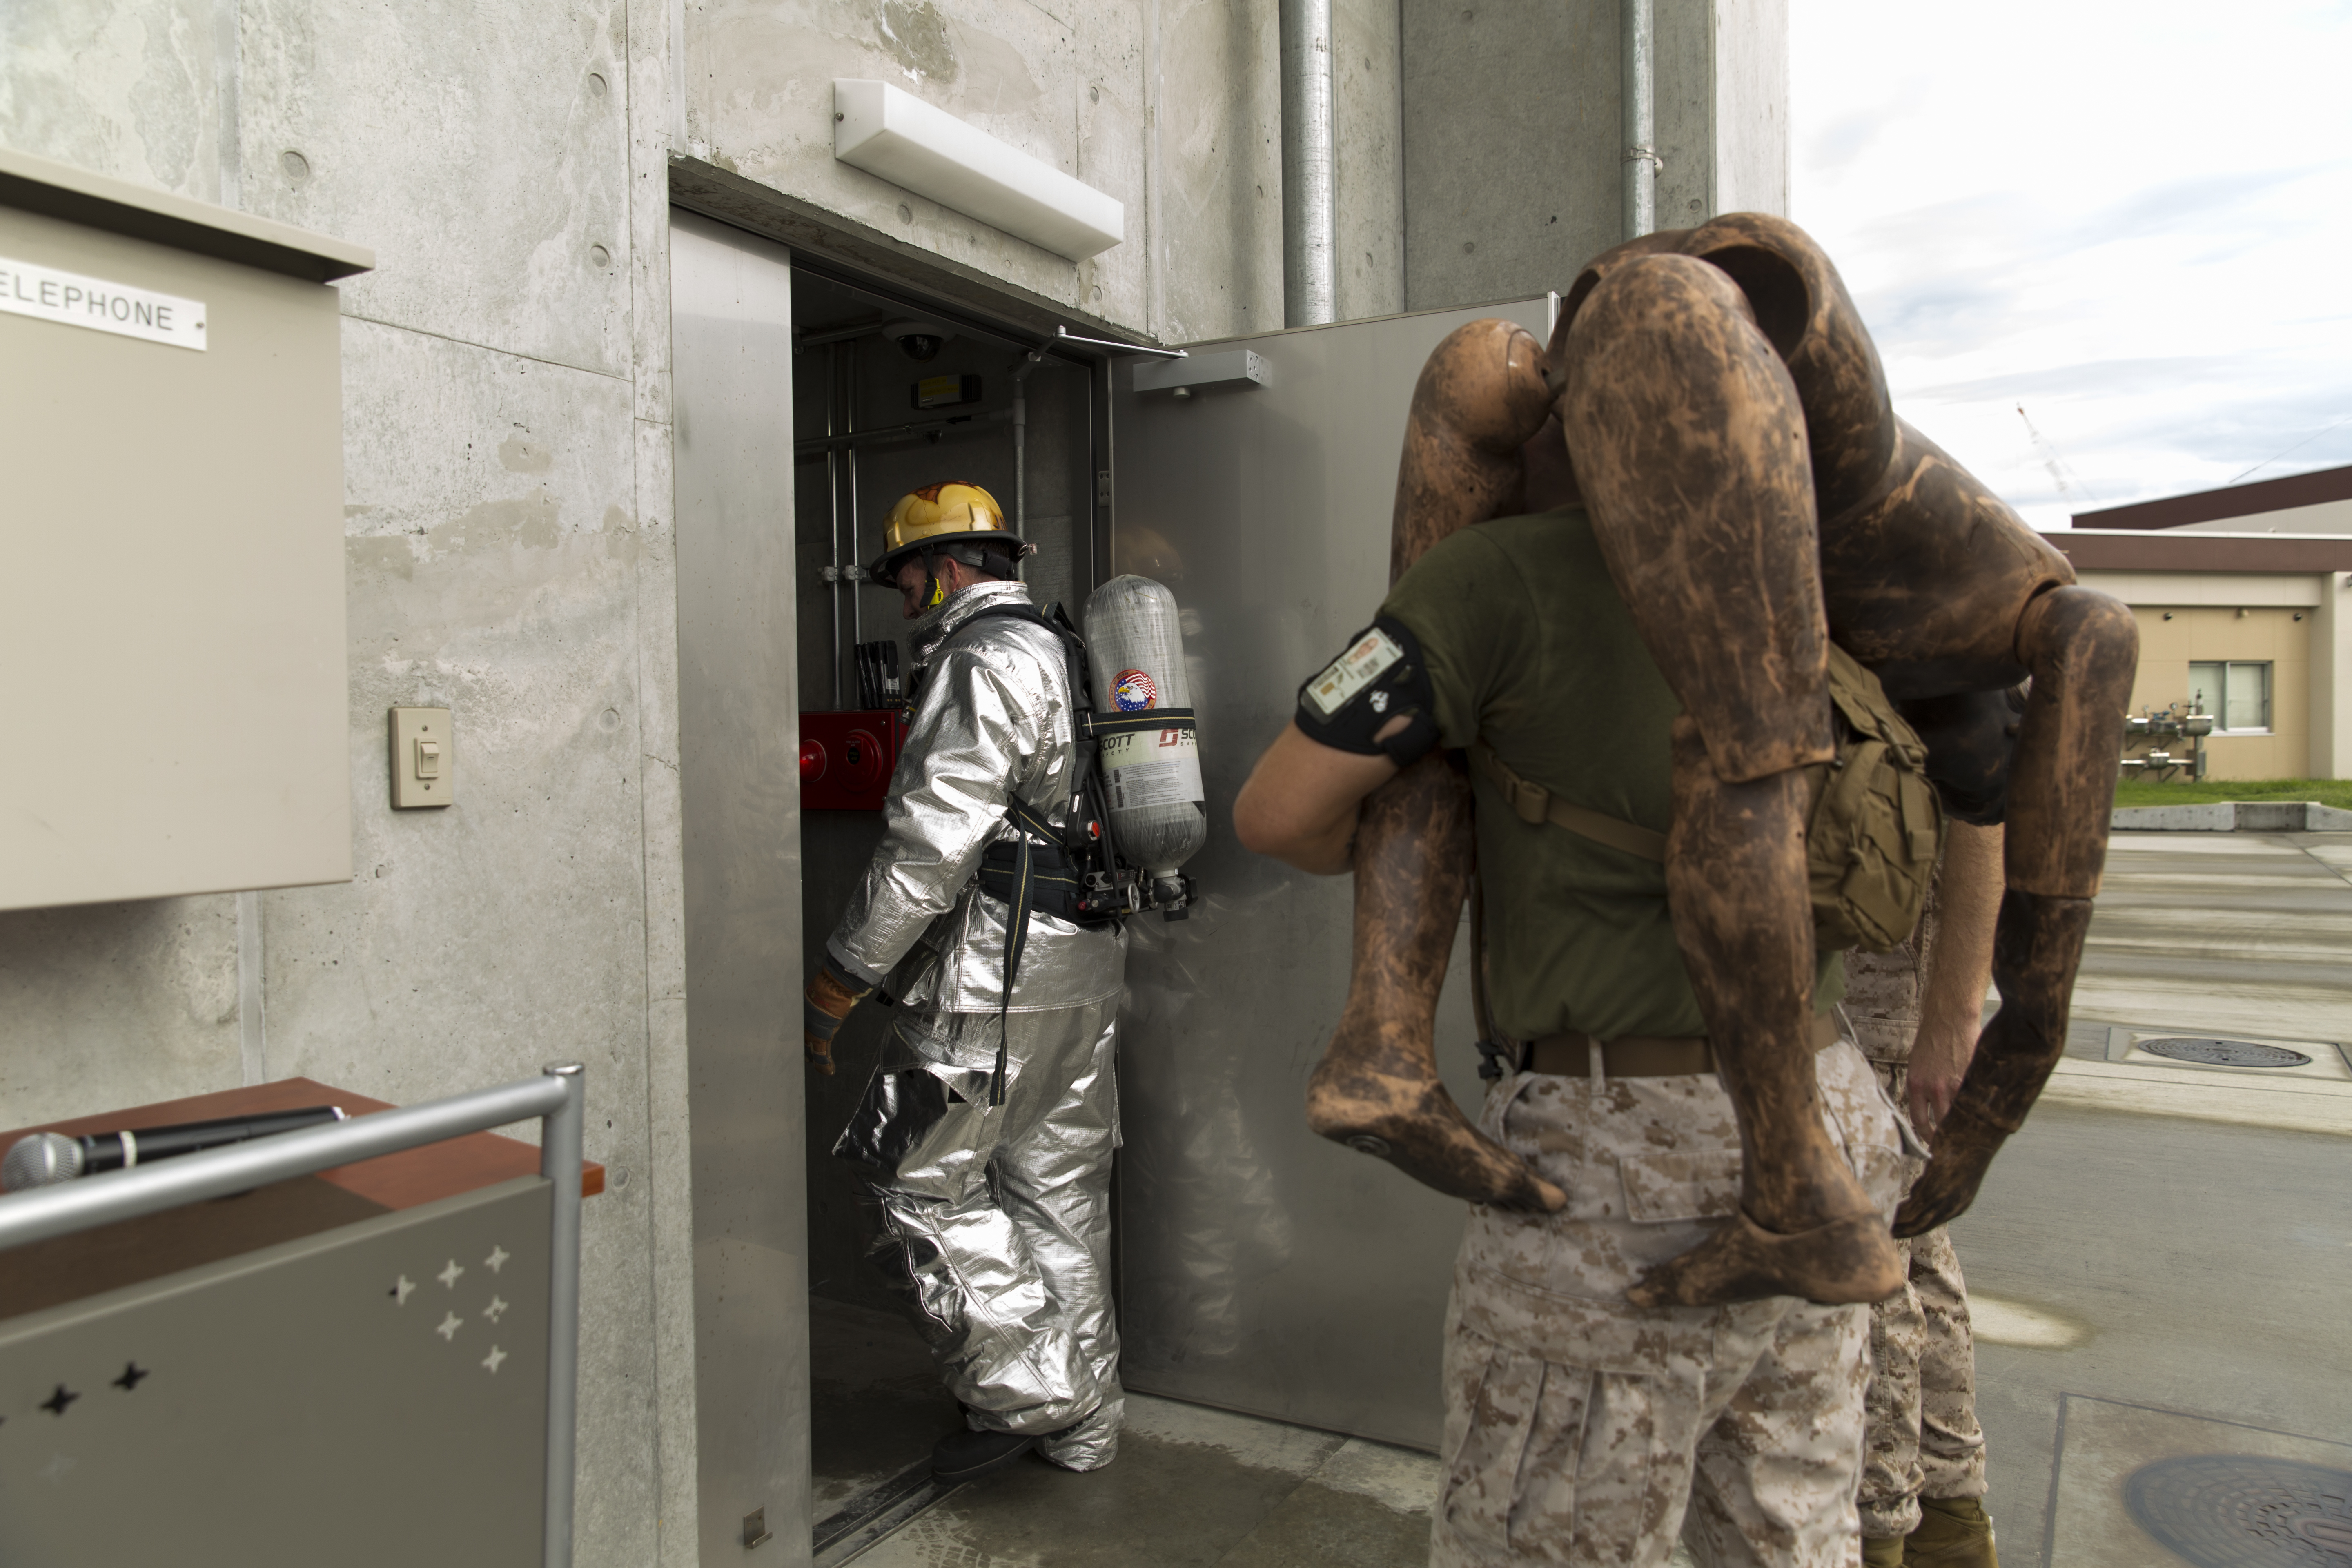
[
  {"xmin": 481, "ymin": 1344, "xmax": 507, "ymax": 1374},
  {"xmin": 435, "ymin": 1312, "xmax": 462, "ymax": 1342},
  {"xmin": 392, "ymin": 1274, "xmax": 417, "ymax": 1306},
  {"xmin": 483, "ymin": 1295, "xmax": 509, "ymax": 1323},
  {"xmin": 484, "ymin": 1245, "xmax": 510, "ymax": 1274},
  {"xmin": 437, "ymin": 1258, "xmax": 465, "ymax": 1289},
  {"xmin": 40, "ymin": 1452, "xmax": 76, "ymax": 1486}
]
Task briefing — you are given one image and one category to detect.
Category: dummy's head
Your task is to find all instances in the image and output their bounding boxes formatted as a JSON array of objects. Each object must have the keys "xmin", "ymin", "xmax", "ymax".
[{"xmin": 869, "ymin": 481, "xmax": 1034, "ymax": 620}]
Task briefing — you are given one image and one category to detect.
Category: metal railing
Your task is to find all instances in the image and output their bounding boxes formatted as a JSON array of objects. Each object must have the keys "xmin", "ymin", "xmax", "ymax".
[{"xmin": 0, "ymin": 1064, "xmax": 586, "ymax": 1568}]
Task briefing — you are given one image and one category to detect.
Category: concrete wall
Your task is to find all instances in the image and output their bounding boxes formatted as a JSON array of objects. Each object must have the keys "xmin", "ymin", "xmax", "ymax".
[
  {"xmin": 4, "ymin": 2, "xmax": 690, "ymax": 1563},
  {"xmin": 675, "ymin": 0, "xmax": 1289, "ymax": 345},
  {"xmin": 1399, "ymin": 0, "xmax": 1788, "ymax": 312},
  {"xmin": 0, "ymin": 0, "xmax": 1318, "ymax": 1559},
  {"xmin": 2314, "ymin": 570, "xmax": 2352, "ymax": 777},
  {"xmin": 2, "ymin": 0, "xmax": 1784, "ymax": 1559},
  {"xmin": 1334, "ymin": 0, "xmax": 1407, "ymax": 320}
]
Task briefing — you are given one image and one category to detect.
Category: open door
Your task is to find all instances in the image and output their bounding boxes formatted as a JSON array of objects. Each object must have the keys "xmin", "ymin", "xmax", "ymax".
[
  {"xmin": 1108, "ymin": 298, "xmax": 1555, "ymax": 1450},
  {"xmin": 670, "ymin": 210, "xmax": 811, "ymax": 1562}
]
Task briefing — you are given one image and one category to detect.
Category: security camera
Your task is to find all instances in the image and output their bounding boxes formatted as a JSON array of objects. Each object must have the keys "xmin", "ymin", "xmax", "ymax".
[{"xmin": 885, "ymin": 318, "xmax": 950, "ymax": 362}]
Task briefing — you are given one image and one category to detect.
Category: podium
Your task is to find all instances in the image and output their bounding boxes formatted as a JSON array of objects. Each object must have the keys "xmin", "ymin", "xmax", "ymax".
[{"xmin": 0, "ymin": 1070, "xmax": 595, "ymax": 1567}]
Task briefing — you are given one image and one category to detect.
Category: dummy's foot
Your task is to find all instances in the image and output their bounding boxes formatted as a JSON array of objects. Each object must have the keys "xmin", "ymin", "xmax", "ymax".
[
  {"xmin": 933, "ymin": 1427, "xmax": 1036, "ymax": 1483},
  {"xmin": 1894, "ymin": 1102, "xmax": 2007, "ymax": 1238},
  {"xmin": 1306, "ymin": 1061, "xmax": 1565, "ymax": 1212},
  {"xmin": 1627, "ymin": 1209, "xmax": 1901, "ymax": 1307}
]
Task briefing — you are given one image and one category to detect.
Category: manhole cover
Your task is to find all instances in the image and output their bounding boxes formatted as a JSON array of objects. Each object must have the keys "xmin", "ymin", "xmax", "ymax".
[
  {"xmin": 2138, "ymin": 1037, "xmax": 2315, "ymax": 1069},
  {"xmin": 2125, "ymin": 1454, "xmax": 2352, "ymax": 1566}
]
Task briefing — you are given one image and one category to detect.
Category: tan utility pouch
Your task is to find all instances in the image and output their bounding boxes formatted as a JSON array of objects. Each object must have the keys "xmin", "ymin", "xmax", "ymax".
[{"xmin": 1468, "ymin": 644, "xmax": 1943, "ymax": 955}]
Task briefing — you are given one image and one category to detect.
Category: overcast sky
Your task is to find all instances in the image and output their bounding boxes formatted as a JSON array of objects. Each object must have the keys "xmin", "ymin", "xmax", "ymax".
[{"xmin": 1788, "ymin": 0, "xmax": 2352, "ymax": 530}]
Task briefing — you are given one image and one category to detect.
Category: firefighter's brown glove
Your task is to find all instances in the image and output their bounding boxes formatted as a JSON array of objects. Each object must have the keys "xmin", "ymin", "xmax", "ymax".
[{"xmin": 803, "ymin": 959, "xmax": 872, "ymax": 1075}]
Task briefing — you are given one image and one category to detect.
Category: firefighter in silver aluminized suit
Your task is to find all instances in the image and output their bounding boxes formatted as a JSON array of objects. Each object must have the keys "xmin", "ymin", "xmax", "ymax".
[{"xmin": 803, "ymin": 481, "xmax": 1128, "ymax": 1483}]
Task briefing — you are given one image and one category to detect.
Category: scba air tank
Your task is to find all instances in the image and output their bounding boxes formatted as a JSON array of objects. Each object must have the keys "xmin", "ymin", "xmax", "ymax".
[{"xmin": 1082, "ymin": 575, "xmax": 1206, "ymax": 902}]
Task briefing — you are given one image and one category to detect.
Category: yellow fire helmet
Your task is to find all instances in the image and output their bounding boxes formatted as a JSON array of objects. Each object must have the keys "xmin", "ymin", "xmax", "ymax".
[{"xmin": 868, "ymin": 481, "xmax": 1033, "ymax": 584}]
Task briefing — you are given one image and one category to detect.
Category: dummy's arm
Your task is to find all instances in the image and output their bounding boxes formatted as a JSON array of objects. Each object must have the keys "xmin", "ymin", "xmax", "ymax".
[
  {"xmin": 1909, "ymin": 820, "xmax": 2002, "ymax": 1136},
  {"xmin": 1233, "ymin": 723, "xmax": 1402, "ymax": 875}
]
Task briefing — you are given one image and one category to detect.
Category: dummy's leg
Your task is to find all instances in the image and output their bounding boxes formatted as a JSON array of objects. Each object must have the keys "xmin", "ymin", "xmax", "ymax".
[
  {"xmin": 1306, "ymin": 752, "xmax": 1567, "ymax": 1211},
  {"xmin": 1564, "ymin": 252, "xmax": 1899, "ymax": 1305},
  {"xmin": 1899, "ymin": 586, "xmax": 2136, "ymax": 1234},
  {"xmin": 1307, "ymin": 318, "xmax": 1566, "ymax": 1212}
]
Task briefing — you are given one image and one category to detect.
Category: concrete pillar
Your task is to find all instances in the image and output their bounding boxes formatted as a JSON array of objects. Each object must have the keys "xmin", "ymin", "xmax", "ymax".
[
  {"xmin": 1400, "ymin": 0, "xmax": 1788, "ymax": 312},
  {"xmin": 2314, "ymin": 570, "xmax": 2352, "ymax": 778},
  {"xmin": 1334, "ymin": 0, "xmax": 1407, "ymax": 320}
]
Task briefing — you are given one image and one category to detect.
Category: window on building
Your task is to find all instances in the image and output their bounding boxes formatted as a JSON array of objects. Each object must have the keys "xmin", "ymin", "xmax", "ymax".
[{"xmin": 2188, "ymin": 660, "xmax": 2272, "ymax": 733}]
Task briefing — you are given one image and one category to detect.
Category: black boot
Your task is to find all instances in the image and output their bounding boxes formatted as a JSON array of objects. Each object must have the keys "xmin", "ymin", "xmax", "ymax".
[{"xmin": 933, "ymin": 1426, "xmax": 1036, "ymax": 1482}]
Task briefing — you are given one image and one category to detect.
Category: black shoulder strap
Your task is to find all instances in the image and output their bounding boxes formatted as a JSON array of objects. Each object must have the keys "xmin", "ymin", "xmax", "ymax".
[
  {"xmin": 955, "ymin": 601, "xmax": 1098, "ymax": 721},
  {"xmin": 955, "ymin": 601, "xmax": 1108, "ymax": 1108},
  {"xmin": 956, "ymin": 602, "xmax": 1123, "ymax": 873}
]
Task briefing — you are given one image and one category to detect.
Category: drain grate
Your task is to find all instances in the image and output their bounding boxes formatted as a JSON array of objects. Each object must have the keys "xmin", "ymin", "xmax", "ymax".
[
  {"xmin": 2125, "ymin": 1454, "xmax": 2352, "ymax": 1566},
  {"xmin": 2138, "ymin": 1037, "xmax": 2315, "ymax": 1069}
]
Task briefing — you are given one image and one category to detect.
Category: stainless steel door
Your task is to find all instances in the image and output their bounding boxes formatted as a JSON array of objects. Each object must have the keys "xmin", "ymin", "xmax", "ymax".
[
  {"xmin": 671, "ymin": 211, "xmax": 811, "ymax": 1562},
  {"xmin": 1110, "ymin": 298, "xmax": 1554, "ymax": 1450}
]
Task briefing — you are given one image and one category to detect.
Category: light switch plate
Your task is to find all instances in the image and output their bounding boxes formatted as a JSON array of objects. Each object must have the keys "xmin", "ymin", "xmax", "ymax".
[{"xmin": 388, "ymin": 707, "xmax": 453, "ymax": 809}]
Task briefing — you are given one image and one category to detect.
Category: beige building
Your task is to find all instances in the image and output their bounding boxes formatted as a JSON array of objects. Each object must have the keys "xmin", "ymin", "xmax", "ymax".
[{"xmin": 2059, "ymin": 464, "xmax": 2352, "ymax": 780}]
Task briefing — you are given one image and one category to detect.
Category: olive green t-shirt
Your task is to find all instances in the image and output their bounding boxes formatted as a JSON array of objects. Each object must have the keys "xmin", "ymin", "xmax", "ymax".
[{"xmin": 1379, "ymin": 506, "xmax": 1843, "ymax": 1041}]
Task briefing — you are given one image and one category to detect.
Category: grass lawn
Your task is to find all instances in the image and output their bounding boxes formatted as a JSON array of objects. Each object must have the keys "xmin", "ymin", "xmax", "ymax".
[{"xmin": 2113, "ymin": 776, "xmax": 2352, "ymax": 810}]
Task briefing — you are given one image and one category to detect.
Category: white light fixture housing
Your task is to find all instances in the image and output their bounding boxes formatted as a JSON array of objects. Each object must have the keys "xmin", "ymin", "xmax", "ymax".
[{"xmin": 833, "ymin": 80, "xmax": 1124, "ymax": 263}]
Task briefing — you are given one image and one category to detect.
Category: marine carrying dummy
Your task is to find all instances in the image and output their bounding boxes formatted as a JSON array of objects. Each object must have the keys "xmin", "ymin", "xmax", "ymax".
[{"xmin": 1472, "ymin": 643, "xmax": 1944, "ymax": 953}]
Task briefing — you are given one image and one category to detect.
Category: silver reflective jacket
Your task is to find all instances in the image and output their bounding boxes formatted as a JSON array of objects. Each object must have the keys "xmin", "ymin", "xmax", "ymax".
[{"xmin": 826, "ymin": 581, "xmax": 1127, "ymax": 1012}]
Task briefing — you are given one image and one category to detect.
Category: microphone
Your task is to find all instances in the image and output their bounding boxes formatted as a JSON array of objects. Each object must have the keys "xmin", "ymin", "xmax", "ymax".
[{"xmin": 2, "ymin": 1106, "xmax": 349, "ymax": 1192}]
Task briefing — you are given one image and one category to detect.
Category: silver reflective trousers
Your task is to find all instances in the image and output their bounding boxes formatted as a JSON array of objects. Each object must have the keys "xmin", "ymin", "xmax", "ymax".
[{"xmin": 834, "ymin": 996, "xmax": 1125, "ymax": 1470}]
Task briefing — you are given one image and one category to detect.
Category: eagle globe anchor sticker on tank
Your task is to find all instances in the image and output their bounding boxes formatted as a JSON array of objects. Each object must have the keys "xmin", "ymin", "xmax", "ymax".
[{"xmin": 1083, "ymin": 576, "xmax": 1207, "ymax": 918}]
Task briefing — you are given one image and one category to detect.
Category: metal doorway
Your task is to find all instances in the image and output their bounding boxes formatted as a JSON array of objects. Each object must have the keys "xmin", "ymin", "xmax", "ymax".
[
  {"xmin": 669, "ymin": 209, "xmax": 810, "ymax": 1564},
  {"xmin": 1107, "ymin": 296, "xmax": 1556, "ymax": 1450}
]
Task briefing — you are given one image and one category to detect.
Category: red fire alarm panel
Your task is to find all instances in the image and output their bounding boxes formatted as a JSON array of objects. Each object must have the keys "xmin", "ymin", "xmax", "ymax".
[{"xmin": 800, "ymin": 709, "xmax": 913, "ymax": 811}]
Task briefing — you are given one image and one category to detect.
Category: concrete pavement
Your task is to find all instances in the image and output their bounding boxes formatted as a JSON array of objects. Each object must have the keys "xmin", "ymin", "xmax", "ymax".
[{"xmin": 1951, "ymin": 830, "xmax": 2352, "ymax": 1566}]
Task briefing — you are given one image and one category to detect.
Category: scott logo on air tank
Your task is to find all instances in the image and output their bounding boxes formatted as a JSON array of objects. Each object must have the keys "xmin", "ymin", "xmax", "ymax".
[{"xmin": 1113, "ymin": 670, "xmax": 1158, "ymax": 712}]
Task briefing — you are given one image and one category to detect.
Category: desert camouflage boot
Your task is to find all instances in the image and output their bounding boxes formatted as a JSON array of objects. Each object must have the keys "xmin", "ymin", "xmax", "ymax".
[{"xmin": 1905, "ymin": 1495, "xmax": 1998, "ymax": 1566}]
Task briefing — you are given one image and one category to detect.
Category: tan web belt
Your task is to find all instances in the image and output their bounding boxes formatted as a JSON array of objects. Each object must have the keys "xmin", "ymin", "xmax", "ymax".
[
  {"xmin": 1470, "ymin": 742, "xmax": 1667, "ymax": 862},
  {"xmin": 1522, "ymin": 1013, "xmax": 1842, "ymax": 1078}
]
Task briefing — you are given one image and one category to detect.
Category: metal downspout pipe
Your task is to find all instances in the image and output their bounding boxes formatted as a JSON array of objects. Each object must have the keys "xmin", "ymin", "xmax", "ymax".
[
  {"xmin": 1622, "ymin": 0, "xmax": 1658, "ymax": 241},
  {"xmin": 825, "ymin": 343, "xmax": 845, "ymax": 708},
  {"xmin": 1011, "ymin": 344, "xmax": 1047, "ymax": 552},
  {"xmin": 1280, "ymin": 0, "xmax": 1337, "ymax": 327}
]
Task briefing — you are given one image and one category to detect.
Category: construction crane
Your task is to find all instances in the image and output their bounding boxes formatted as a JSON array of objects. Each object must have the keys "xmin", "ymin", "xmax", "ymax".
[{"xmin": 2016, "ymin": 403, "xmax": 2100, "ymax": 508}]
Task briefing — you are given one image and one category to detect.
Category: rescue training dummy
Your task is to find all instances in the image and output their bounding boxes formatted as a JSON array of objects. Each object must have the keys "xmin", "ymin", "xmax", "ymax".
[
  {"xmin": 1234, "ymin": 212, "xmax": 2138, "ymax": 1314},
  {"xmin": 1241, "ymin": 434, "xmax": 1915, "ymax": 1565},
  {"xmin": 803, "ymin": 483, "xmax": 1127, "ymax": 1483}
]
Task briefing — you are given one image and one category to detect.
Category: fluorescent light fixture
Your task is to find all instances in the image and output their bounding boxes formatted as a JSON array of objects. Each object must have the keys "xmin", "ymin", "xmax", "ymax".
[{"xmin": 833, "ymin": 80, "xmax": 1124, "ymax": 263}]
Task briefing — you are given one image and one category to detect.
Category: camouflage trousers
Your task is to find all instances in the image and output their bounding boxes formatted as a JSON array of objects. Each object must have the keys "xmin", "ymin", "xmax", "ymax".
[
  {"xmin": 1434, "ymin": 1036, "xmax": 1908, "ymax": 1568},
  {"xmin": 1859, "ymin": 1061, "xmax": 1988, "ymax": 1540}
]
